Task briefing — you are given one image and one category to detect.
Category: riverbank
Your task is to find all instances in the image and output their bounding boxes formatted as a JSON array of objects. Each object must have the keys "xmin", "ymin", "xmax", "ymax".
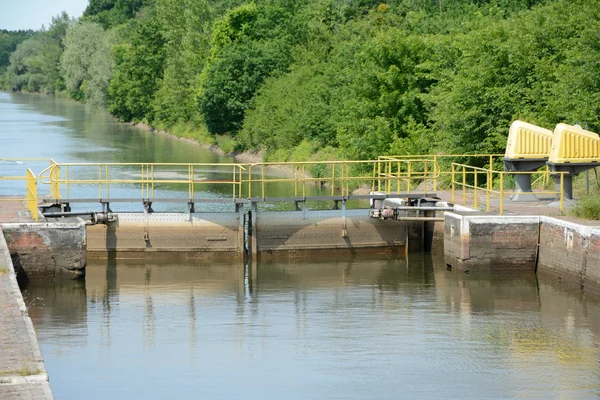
[{"xmin": 0, "ymin": 227, "xmax": 53, "ymax": 399}]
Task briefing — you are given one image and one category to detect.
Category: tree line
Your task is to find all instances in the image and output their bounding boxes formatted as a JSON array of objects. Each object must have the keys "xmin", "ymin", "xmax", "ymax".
[{"xmin": 1, "ymin": 0, "xmax": 599, "ymax": 164}]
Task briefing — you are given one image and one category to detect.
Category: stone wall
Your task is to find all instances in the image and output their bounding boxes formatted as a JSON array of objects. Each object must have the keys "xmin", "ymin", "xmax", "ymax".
[
  {"xmin": 1, "ymin": 221, "xmax": 86, "ymax": 281},
  {"xmin": 0, "ymin": 228, "xmax": 53, "ymax": 399},
  {"xmin": 443, "ymin": 212, "xmax": 600, "ymax": 293},
  {"xmin": 444, "ymin": 212, "xmax": 540, "ymax": 272},
  {"xmin": 537, "ymin": 219, "xmax": 592, "ymax": 287}
]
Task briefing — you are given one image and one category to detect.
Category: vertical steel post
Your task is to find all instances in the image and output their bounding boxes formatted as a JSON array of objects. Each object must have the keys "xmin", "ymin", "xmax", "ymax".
[
  {"xmin": 433, "ymin": 155, "xmax": 437, "ymax": 191},
  {"xmin": 474, "ymin": 170, "xmax": 478, "ymax": 209},
  {"xmin": 462, "ymin": 167, "xmax": 466, "ymax": 204},
  {"xmin": 451, "ymin": 164, "xmax": 455, "ymax": 203},
  {"xmin": 486, "ymin": 170, "xmax": 491, "ymax": 212},
  {"xmin": 499, "ymin": 173, "xmax": 504, "ymax": 215}
]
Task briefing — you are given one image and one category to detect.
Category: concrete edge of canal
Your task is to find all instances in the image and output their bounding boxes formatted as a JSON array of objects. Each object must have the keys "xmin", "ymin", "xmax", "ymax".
[
  {"xmin": 0, "ymin": 227, "xmax": 54, "ymax": 400},
  {"xmin": 444, "ymin": 211, "xmax": 600, "ymax": 293}
]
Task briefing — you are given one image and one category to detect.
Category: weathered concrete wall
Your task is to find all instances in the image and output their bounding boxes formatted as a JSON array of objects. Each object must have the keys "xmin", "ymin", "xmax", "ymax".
[
  {"xmin": 586, "ymin": 229, "xmax": 600, "ymax": 293},
  {"xmin": 253, "ymin": 209, "xmax": 410, "ymax": 260},
  {"xmin": 87, "ymin": 212, "xmax": 244, "ymax": 260},
  {"xmin": 444, "ymin": 212, "xmax": 540, "ymax": 272},
  {"xmin": 537, "ymin": 218, "xmax": 592, "ymax": 286},
  {"xmin": 1, "ymin": 221, "xmax": 86, "ymax": 281},
  {"xmin": 0, "ymin": 228, "xmax": 54, "ymax": 399}
]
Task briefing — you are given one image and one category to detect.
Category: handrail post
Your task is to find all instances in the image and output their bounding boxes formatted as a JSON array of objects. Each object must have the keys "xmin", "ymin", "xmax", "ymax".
[
  {"xmin": 474, "ymin": 170, "xmax": 478, "ymax": 209},
  {"xmin": 451, "ymin": 163, "xmax": 455, "ymax": 202},
  {"xmin": 151, "ymin": 164, "xmax": 155, "ymax": 199},
  {"xmin": 332, "ymin": 164, "xmax": 335, "ymax": 197},
  {"xmin": 424, "ymin": 160, "xmax": 429, "ymax": 195},
  {"xmin": 26, "ymin": 169, "xmax": 38, "ymax": 222},
  {"xmin": 499, "ymin": 173, "xmax": 504, "ymax": 215},
  {"xmin": 486, "ymin": 170, "xmax": 491, "ymax": 212},
  {"xmin": 407, "ymin": 162, "xmax": 411, "ymax": 194},
  {"xmin": 433, "ymin": 155, "xmax": 437, "ymax": 191},
  {"xmin": 232, "ymin": 165, "xmax": 235, "ymax": 200},
  {"xmin": 462, "ymin": 166, "xmax": 466, "ymax": 204},
  {"xmin": 248, "ymin": 165, "xmax": 253, "ymax": 198},
  {"xmin": 377, "ymin": 161, "xmax": 381, "ymax": 192},
  {"xmin": 396, "ymin": 161, "xmax": 400, "ymax": 194},
  {"xmin": 261, "ymin": 165, "xmax": 265, "ymax": 199}
]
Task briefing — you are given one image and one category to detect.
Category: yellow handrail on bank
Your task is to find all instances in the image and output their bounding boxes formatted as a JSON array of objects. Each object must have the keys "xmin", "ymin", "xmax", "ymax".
[
  {"xmin": 450, "ymin": 163, "xmax": 566, "ymax": 215},
  {"xmin": 379, "ymin": 154, "xmax": 504, "ymax": 191},
  {"xmin": 0, "ymin": 169, "xmax": 39, "ymax": 221}
]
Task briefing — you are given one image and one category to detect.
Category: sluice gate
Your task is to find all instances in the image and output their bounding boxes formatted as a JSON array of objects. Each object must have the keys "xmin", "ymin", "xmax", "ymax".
[{"xmin": 41, "ymin": 194, "xmax": 448, "ymax": 260}]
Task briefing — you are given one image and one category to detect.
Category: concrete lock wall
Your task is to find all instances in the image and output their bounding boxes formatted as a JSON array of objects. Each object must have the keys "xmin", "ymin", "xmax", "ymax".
[
  {"xmin": 444, "ymin": 212, "xmax": 540, "ymax": 272},
  {"xmin": 443, "ymin": 212, "xmax": 600, "ymax": 293},
  {"xmin": 537, "ymin": 218, "xmax": 592, "ymax": 286},
  {"xmin": 1, "ymin": 221, "xmax": 86, "ymax": 281},
  {"xmin": 87, "ymin": 212, "xmax": 244, "ymax": 260},
  {"xmin": 251, "ymin": 209, "xmax": 421, "ymax": 260}
]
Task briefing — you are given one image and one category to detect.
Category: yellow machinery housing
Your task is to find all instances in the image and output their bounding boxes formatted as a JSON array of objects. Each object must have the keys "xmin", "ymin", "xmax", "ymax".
[
  {"xmin": 547, "ymin": 123, "xmax": 600, "ymax": 200},
  {"xmin": 504, "ymin": 120, "xmax": 554, "ymax": 202}
]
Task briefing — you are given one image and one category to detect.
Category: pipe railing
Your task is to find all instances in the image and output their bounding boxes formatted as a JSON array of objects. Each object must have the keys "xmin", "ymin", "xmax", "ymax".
[{"xmin": 450, "ymin": 163, "xmax": 567, "ymax": 214}]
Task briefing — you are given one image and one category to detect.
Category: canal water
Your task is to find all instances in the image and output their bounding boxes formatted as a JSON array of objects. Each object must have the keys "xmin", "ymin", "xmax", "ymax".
[{"xmin": 3, "ymin": 92, "xmax": 600, "ymax": 399}]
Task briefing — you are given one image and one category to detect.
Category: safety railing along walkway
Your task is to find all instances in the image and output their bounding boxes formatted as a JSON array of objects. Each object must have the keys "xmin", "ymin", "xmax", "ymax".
[
  {"xmin": 37, "ymin": 159, "xmax": 441, "ymax": 204},
  {"xmin": 450, "ymin": 163, "xmax": 566, "ymax": 214},
  {"xmin": 0, "ymin": 159, "xmax": 46, "ymax": 222}
]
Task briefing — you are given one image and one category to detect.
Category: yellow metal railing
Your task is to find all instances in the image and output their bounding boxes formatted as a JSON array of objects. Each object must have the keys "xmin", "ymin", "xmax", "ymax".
[
  {"xmin": 38, "ymin": 162, "xmax": 247, "ymax": 201},
  {"xmin": 245, "ymin": 159, "xmax": 439, "ymax": 199},
  {"xmin": 0, "ymin": 169, "xmax": 39, "ymax": 221},
  {"xmin": 450, "ymin": 163, "xmax": 566, "ymax": 215},
  {"xmin": 379, "ymin": 154, "xmax": 504, "ymax": 191},
  {"xmin": 36, "ymin": 159, "xmax": 440, "ymax": 201}
]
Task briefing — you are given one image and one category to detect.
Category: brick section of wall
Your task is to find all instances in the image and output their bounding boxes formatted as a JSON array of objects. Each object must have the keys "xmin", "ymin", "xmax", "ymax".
[
  {"xmin": 444, "ymin": 213, "xmax": 539, "ymax": 272},
  {"xmin": 537, "ymin": 220, "xmax": 590, "ymax": 286},
  {"xmin": 468, "ymin": 221, "xmax": 539, "ymax": 270},
  {"xmin": 1, "ymin": 221, "xmax": 86, "ymax": 281}
]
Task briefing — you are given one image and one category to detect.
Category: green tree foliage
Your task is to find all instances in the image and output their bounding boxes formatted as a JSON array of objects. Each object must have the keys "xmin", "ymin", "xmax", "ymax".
[
  {"xmin": 0, "ymin": 13, "xmax": 72, "ymax": 93},
  {"xmin": 198, "ymin": 1, "xmax": 303, "ymax": 135},
  {"xmin": 61, "ymin": 21, "xmax": 113, "ymax": 109},
  {"xmin": 0, "ymin": 30, "xmax": 33, "ymax": 73},
  {"xmin": 152, "ymin": 0, "xmax": 212, "ymax": 126},
  {"xmin": 83, "ymin": 0, "xmax": 154, "ymax": 29},
  {"xmin": 108, "ymin": 16, "xmax": 166, "ymax": 122}
]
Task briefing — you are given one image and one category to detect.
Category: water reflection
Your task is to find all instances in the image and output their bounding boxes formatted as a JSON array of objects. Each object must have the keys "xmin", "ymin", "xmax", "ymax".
[{"xmin": 22, "ymin": 256, "xmax": 600, "ymax": 399}]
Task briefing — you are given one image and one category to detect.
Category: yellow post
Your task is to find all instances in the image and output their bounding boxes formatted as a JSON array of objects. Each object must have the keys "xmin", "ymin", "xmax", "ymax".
[
  {"xmin": 474, "ymin": 170, "xmax": 478, "ymax": 209},
  {"xmin": 26, "ymin": 169, "xmax": 38, "ymax": 222},
  {"xmin": 489, "ymin": 155, "xmax": 493, "ymax": 170},
  {"xmin": 486, "ymin": 170, "xmax": 491, "ymax": 212},
  {"xmin": 248, "ymin": 165, "xmax": 253, "ymax": 198},
  {"xmin": 294, "ymin": 164, "xmax": 297, "ymax": 197},
  {"xmin": 386, "ymin": 162, "xmax": 391, "ymax": 193},
  {"xmin": 424, "ymin": 160, "xmax": 429, "ymax": 195},
  {"xmin": 190, "ymin": 165, "xmax": 194, "ymax": 199},
  {"xmin": 332, "ymin": 164, "xmax": 335, "ymax": 197},
  {"xmin": 433, "ymin": 155, "xmax": 437, "ymax": 191},
  {"xmin": 407, "ymin": 162, "xmax": 411, "ymax": 194},
  {"xmin": 499, "ymin": 173, "xmax": 504, "ymax": 215},
  {"xmin": 371, "ymin": 162, "xmax": 376, "ymax": 194},
  {"xmin": 66, "ymin": 165, "xmax": 69, "ymax": 199},
  {"xmin": 377, "ymin": 161, "xmax": 381, "ymax": 192},
  {"xmin": 451, "ymin": 164, "xmax": 455, "ymax": 202},
  {"xmin": 232, "ymin": 165, "xmax": 235, "ymax": 200},
  {"xmin": 261, "ymin": 165, "xmax": 265, "ymax": 199},
  {"xmin": 462, "ymin": 167, "xmax": 466, "ymax": 204},
  {"xmin": 151, "ymin": 164, "xmax": 155, "ymax": 198},
  {"xmin": 105, "ymin": 164, "xmax": 109, "ymax": 199},
  {"xmin": 98, "ymin": 165, "xmax": 102, "ymax": 199},
  {"xmin": 396, "ymin": 161, "xmax": 400, "ymax": 194},
  {"xmin": 302, "ymin": 165, "xmax": 306, "ymax": 197}
]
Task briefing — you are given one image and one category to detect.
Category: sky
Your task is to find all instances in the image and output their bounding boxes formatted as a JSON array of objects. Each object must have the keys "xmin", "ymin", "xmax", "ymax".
[{"xmin": 0, "ymin": 0, "xmax": 88, "ymax": 31}]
